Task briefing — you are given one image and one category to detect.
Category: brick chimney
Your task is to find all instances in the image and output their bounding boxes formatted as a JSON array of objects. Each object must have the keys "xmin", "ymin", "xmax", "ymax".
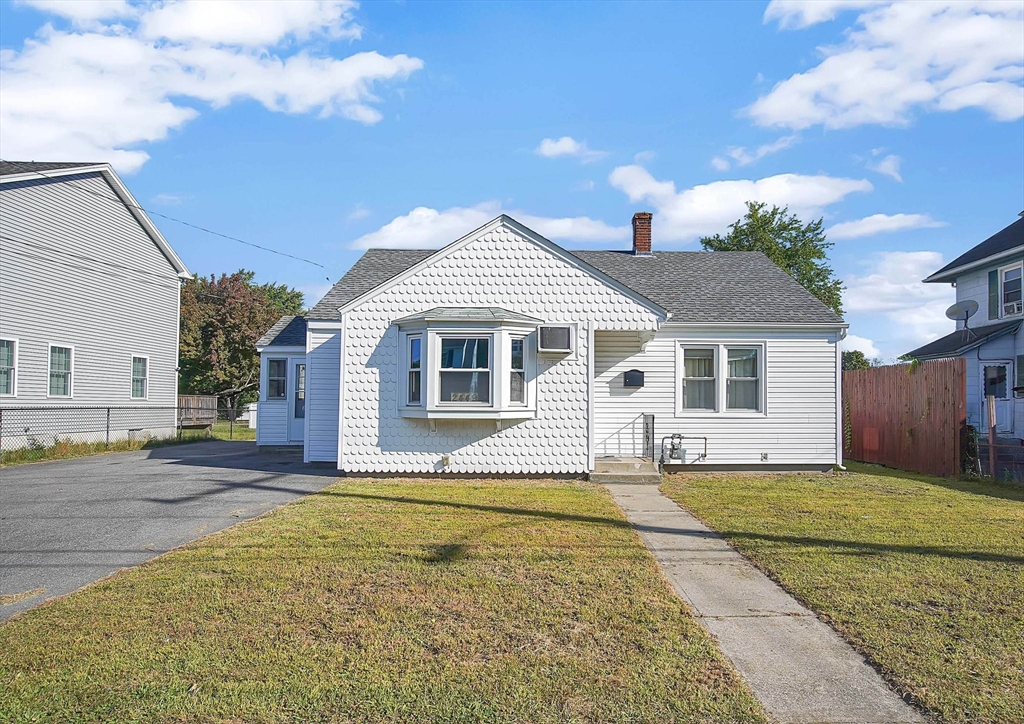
[{"xmin": 632, "ymin": 212, "xmax": 652, "ymax": 255}]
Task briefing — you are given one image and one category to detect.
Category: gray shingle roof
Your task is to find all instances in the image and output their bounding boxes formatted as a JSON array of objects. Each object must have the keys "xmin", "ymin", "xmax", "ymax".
[
  {"xmin": 905, "ymin": 319, "xmax": 1021, "ymax": 360},
  {"xmin": 307, "ymin": 249, "xmax": 435, "ymax": 320},
  {"xmin": 394, "ymin": 307, "xmax": 543, "ymax": 325},
  {"xmin": 0, "ymin": 161, "xmax": 101, "ymax": 177},
  {"xmin": 257, "ymin": 315, "xmax": 307, "ymax": 347},
  {"xmin": 304, "ymin": 247, "xmax": 843, "ymax": 326},
  {"xmin": 925, "ymin": 216, "xmax": 1024, "ymax": 282},
  {"xmin": 572, "ymin": 250, "xmax": 842, "ymax": 324}
]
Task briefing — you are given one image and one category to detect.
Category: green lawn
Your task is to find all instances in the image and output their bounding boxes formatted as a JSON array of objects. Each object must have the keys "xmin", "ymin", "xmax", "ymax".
[
  {"xmin": 0, "ymin": 479, "xmax": 767, "ymax": 724},
  {"xmin": 662, "ymin": 464, "xmax": 1024, "ymax": 724}
]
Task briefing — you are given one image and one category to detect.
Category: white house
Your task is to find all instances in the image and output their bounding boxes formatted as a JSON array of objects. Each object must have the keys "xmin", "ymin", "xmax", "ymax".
[
  {"xmin": 256, "ymin": 213, "xmax": 847, "ymax": 474},
  {"xmin": 0, "ymin": 161, "xmax": 190, "ymax": 449},
  {"xmin": 907, "ymin": 214, "xmax": 1024, "ymax": 437}
]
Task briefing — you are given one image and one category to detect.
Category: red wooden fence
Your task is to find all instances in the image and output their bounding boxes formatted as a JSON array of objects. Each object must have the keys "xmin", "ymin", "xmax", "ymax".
[{"xmin": 843, "ymin": 358, "xmax": 966, "ymax": 477}]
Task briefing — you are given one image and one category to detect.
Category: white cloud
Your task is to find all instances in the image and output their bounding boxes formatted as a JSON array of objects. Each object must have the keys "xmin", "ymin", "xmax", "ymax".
[
  {"xmin": 711, "ymin": 156, "xmax": 731, "ymax": 171},
  {"xmin": 0, "ymin": 2, "xmax": 423, "ymax": 173},
  {"xmin": 827, "ymin": 212, "xmax": 945, "ymax": 240},
  {"xmin": 868, "ymin": 153, "xmax": 902, "ymax": 181},
  {"xmin": 138, "ymin": 0, "xmax": 363, "ymax": 46},
  {"xmin": 18, "ymin": 0, "xmax": 136, "ymax": 24},
  {"xmin": 633, "ymin": 150, "xmax": 657, "ymax": 164},
  {"xmin": 751, "ymin": 2, "xmax": 1024, "ymax": 129},
  {"xmin": 151, "ymin": 192, "xmax": 188, "ymax": 206},
  {"xmin": 349, "ymin": 201, "xmax": 629, "ymax": 249},
  {"xmin": 844, "ymin": 251, "xmax": 954, "ymax": 344},
  {"xmin": 724, "ymin": 133, "xmax": 801, "ymax": 167},
  {"xmin": 608, "ymin": 164, "xmax": 872, "ymax": 242},
  {"xmin": 535, "ymin": 136, "xmax": 608, "ymax": 163},
  {"xmin": 843, "ymin": 333, "xmax": 880, "ymax": 358},
  {"xmin": 572, "ymin": 179, "xmax": 595, "ymax": 192},
  {"xmin": 347, "ymin": 203, "xmax": 371, "ymax": 221}
]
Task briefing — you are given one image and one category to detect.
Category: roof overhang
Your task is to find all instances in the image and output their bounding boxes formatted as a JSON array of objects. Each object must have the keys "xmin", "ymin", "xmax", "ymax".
[
  {"xmin": 907, "ymin": 320, "xmax": 1021, "ymax": 360},
  {"xmin": 923, "ymin": 245, "xmax": 1024, "ymax": 284},
  {"xmin": 0, "ymin": 163, "xmax": 191, "ymax": 279},
  {"xmin": 394, "ymin": 306, "xmax": 544, "ymax": 327}
]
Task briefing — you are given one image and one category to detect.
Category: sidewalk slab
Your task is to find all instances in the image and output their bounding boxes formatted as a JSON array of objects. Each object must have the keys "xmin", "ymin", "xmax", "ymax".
[{"xmin": 605, "ymin": 484, "xmax": 925, "ymax": 724}]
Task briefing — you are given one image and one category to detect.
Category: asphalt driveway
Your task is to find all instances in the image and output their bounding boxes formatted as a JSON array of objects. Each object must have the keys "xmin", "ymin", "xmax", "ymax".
[{"xmin": 0, "ymin": 441, "xmax": 339, "ymax": 621}]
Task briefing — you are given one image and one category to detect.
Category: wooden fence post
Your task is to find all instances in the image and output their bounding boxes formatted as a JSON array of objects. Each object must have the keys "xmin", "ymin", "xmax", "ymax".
[{"xmin": 987, "ymin": 394, "xmax": 997, "ymax": 478}]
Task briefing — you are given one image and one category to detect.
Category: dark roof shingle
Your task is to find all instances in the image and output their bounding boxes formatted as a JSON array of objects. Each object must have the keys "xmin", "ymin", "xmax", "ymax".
[
  {"xmin": 926, "ymin": 216, "xmax": 1024, "ymax": 281},
  {"xmin": 0, "ymin": 161, "xmax": 101, "ymax": 177},
  {"xmin": 307, "ymin": 249, "xmax": 434, "ymax": 319},
  {"xmin": 905, "ymin": 319, "xmax": 1021, "ymax": 359},
  {"xmin": 257, "ymin": 315, "xmax": 307, "ymax": 347}
]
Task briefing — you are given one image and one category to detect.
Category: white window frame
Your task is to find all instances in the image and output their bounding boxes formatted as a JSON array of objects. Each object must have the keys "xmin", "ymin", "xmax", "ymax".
[
  {"xmin": 510, "ymin": 335, "xmax": 527, "ymax": 406},
  {"xmin": 267, "ymin": 358, "xmax": 288, "ymax": 400},
  {"xmin": 436, "ymin": 334, "xmax": 494, "ymax": 407},
  {"xmin": 674, "ymin": 341, "xmax": 767, "ymax": 417},
  {"xmin": 679, "ymin": 345, "xmax": 717, "ymax": 412},
  {"xmin": 1000, "ymin": 262, "xmax": 1023, "ymax": 318},
  {"xmin": 0, "ymin": 337, "xmax": 17, "ymax": 397},
  {"xmin": 130, "ymin": 354, "xmax": 149, "ymax": 400},
  {"xmin": 406, "ymin": 334, "xmax": 423, "ymax": 406},
  {"xmin": 47, "ymin": 343, "xmax": 74, "ymax": 398}
]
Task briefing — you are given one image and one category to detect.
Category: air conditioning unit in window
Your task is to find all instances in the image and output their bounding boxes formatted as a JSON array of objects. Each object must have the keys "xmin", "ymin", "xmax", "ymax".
[
  {"xmin": 538, "ymin": 325, "xmax": 574, "ymax": 354},
  {"xmin": 1004, "ymin": 301, "xmax": 1022, "ymax": 316}
]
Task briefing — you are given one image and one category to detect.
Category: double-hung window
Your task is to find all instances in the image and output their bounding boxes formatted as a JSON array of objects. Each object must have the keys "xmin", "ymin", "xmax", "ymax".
[
  {"xmin": 49, "ymin": 345, "xmax": 73, "ymax": 397},
  {"xmin": 0, "ymin": 339, "xmax": 15, "ymax": 396},
  {"xmin": 407, "ymin": 336, "xmax": 422, "ymax": 405},
  {"xmin": 681, "ymin": 347, "xmax": 716, "ymax": 410},
  {"xmin": 510, "ymin": 337, "xmax": 526, "ymax": 404},
  {"xmin": 678, "ymin": 342, "xmax": 765, "ymax": 415},
  {"xmin": 726, "ymin": 348, "xmax": 760, "ymax": 411},
  {"xmin": 439, "ymin": 337, "xmax": 491, "ymax": 404},
  {"xmin": 268, "ymin": 359, "xmax": 287, "ymax": 399},
  {"xmin": 131, "ymin": 356, "xmax": 149, "ymax": 399},
  {"xmin": 1003, "ymin": 266, "xmax": 1022, "ymax": 317}
]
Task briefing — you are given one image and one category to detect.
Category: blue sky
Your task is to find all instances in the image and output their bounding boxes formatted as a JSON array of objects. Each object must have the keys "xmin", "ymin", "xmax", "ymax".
[{"xmin": 1, "ymin": 0, "xmax": 1022, "ymax": 360}]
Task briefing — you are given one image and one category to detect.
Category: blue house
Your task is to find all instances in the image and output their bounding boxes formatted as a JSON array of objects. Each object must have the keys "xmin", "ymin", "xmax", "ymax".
[{"xmin": 907, "ymin": 214, "xmax": 1024, "ymax": 436}]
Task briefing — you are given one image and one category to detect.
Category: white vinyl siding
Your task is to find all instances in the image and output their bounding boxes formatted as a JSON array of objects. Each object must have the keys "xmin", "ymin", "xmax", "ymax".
[
  {"xmin": 0, "ymin": 172, "xmax": 180, "ymax": 411},
  {"xmin": 131, "ymin": 355, "xmax": 148, "ymax": 399},
  {"xmin": 256, "ymin": 350, "xmax": 307, "ymax": 447},
  {"xmin": 0, "ymin": 339, "xmax": 16, "ymax": 396},
  {"xmin": 594, "ymin": 329, "xmax": 838, "ymax": 464},
  {"xmin": 306, "ymin": 329, "xmax": 340, "ymax": 461},
  {"xmin": 48, "ymin": 345, "xmax": 73, "ymax": 397}
]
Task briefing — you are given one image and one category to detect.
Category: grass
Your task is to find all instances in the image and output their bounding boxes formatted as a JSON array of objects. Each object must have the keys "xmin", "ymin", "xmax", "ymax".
[
  {"xmin": 0, "ymin": 478, "xmax": 767, "ymax": 724},
  {"xmin": 661, "ymin": 463, "xmax": 1024, "ymax": 724},
  {"xmin": 0, "ymin": 420, "xmax": 253, "ymax": 467}
]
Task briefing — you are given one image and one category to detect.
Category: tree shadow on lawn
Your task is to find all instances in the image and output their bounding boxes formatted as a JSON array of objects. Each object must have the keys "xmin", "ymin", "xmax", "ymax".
[{"xmin": 317, "ymin": 490, "xmax": 1024, "ymax": 566}]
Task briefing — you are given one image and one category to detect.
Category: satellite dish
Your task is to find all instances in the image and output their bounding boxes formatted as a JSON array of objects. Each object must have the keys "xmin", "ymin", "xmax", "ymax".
[{"xmin": 945, "ymin": 300, "xmax": 978, "ymax": 322}]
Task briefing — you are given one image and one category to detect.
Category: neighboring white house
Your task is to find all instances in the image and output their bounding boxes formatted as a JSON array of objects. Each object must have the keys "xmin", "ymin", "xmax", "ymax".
[
  {"xmin": 907, "ymin": 213, "xmax": 1024, "ymax": 437},
  {"xmin": 256, "ymin": 213, "xmax": 847, "ymax": 473},
  {"xmin": 0, "ymin": 161, "xmax": 190, "ymax": 449}
]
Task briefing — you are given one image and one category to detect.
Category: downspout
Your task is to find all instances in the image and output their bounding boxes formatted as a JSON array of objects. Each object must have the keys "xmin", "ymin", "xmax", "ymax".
[{"xmin": 836, "ymin": 327, "xmax": 847, "ymax": 471}]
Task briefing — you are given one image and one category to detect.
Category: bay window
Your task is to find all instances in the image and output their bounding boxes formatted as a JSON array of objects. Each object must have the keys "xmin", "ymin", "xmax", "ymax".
[
  {"xmin": 677, "ymin": 342, "xmax": 765, "ymax": 415},
  {"xmin": 395, "ymin": 307, "xmax": 543, "ymax": 420}
]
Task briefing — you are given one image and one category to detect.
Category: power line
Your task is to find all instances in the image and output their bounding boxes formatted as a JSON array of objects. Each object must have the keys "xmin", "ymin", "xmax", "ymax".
[{"xmin": 1, "ymin": 160, "xmax": 332, "ymax": 279}]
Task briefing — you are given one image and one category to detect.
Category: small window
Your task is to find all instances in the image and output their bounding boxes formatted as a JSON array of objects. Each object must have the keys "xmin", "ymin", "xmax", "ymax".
[
  {"xmin": 407, "ymin": 336, "xmax": 422, "ymax": 405},
  {"xmin": 682, "ymin": 348, "xmax": 715, "ymax": 410},
  {"xmin": 0, "ymin": 339, "xmax": 15, "ymax": 396},
  {"xmin": 268, "ymin": 359, "xmax": 287, "ymax": 399},
  {"xmin": 985, "ymin": 365, "xmax": 1008, "ymax": 398},
  {"xmin": 49, "ymin": 345, "xmax": 73, "ymax": 397},
  {"xmin": 131, "ymin": 356, "xmax": 148, "ymax": 399},
  {"xmin": 439, "ymin": 337, "xmax": 490, "ymax": 404},
  {"xmin": 727, "ymin": 348, "xmax": 760, "ymax": 411},
  {"xmin": 510, "ymin": 337, "xmax": 526, "ymax": 404},
  {"xmin": 1003, "ymin": 266, "xmax": 1022, "ymax": 317},
  {"xmin": 294, "ymin": 363, "xmax": 306, "ymax": 418}
]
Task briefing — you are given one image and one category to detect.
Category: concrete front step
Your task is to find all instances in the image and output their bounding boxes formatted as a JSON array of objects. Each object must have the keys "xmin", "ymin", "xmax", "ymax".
[
  {"xmin": 589, "ymin": 457, "xmax": 661, "ymax": 484},
  {"xmin": 589, "ymin": 472, "xmax": 662, "ymax": 484}
]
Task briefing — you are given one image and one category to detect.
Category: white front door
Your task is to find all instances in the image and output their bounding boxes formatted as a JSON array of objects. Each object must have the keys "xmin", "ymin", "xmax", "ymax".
[
  {"xmin": 981, "ymin": 361, "xmax": 1013, "ymax": 434},
  {"xmin": 289, "ymin": 361, "xmax": 306, "ymax": 442}
]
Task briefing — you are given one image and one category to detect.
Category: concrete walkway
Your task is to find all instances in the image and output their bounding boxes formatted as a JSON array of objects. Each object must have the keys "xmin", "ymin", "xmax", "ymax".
[{"xmin": 605, "ymin": 484, "xmax": 925, "ymax": 724}]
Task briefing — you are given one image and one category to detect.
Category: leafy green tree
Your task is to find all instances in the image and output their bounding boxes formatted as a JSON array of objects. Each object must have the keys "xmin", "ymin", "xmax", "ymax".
[
  {"xmin": 700, "ymin": 201, "xmax": 844, "ymax": 316},
  {"xmin": 842, "ymin": 350, "xmax": 872, "ymax": 371},
  {"xmin": 179, "ymin": 270, "xmax": 304, "ymax": 413}
]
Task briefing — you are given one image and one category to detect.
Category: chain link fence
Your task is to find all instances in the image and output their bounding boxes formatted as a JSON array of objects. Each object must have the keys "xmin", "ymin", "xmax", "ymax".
[{"xmin": 0, "ymin": 404, "xmax": 256, "ymax": 453}]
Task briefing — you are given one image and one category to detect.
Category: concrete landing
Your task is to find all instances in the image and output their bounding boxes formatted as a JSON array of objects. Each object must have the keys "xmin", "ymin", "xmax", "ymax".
[
  {"xmin": 605, "ymin": 484, "xmax": 925, "ymax": 724},
  {"xmin": 588, "ymin": 457, "xmax": 661, "ymax": 484}
]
